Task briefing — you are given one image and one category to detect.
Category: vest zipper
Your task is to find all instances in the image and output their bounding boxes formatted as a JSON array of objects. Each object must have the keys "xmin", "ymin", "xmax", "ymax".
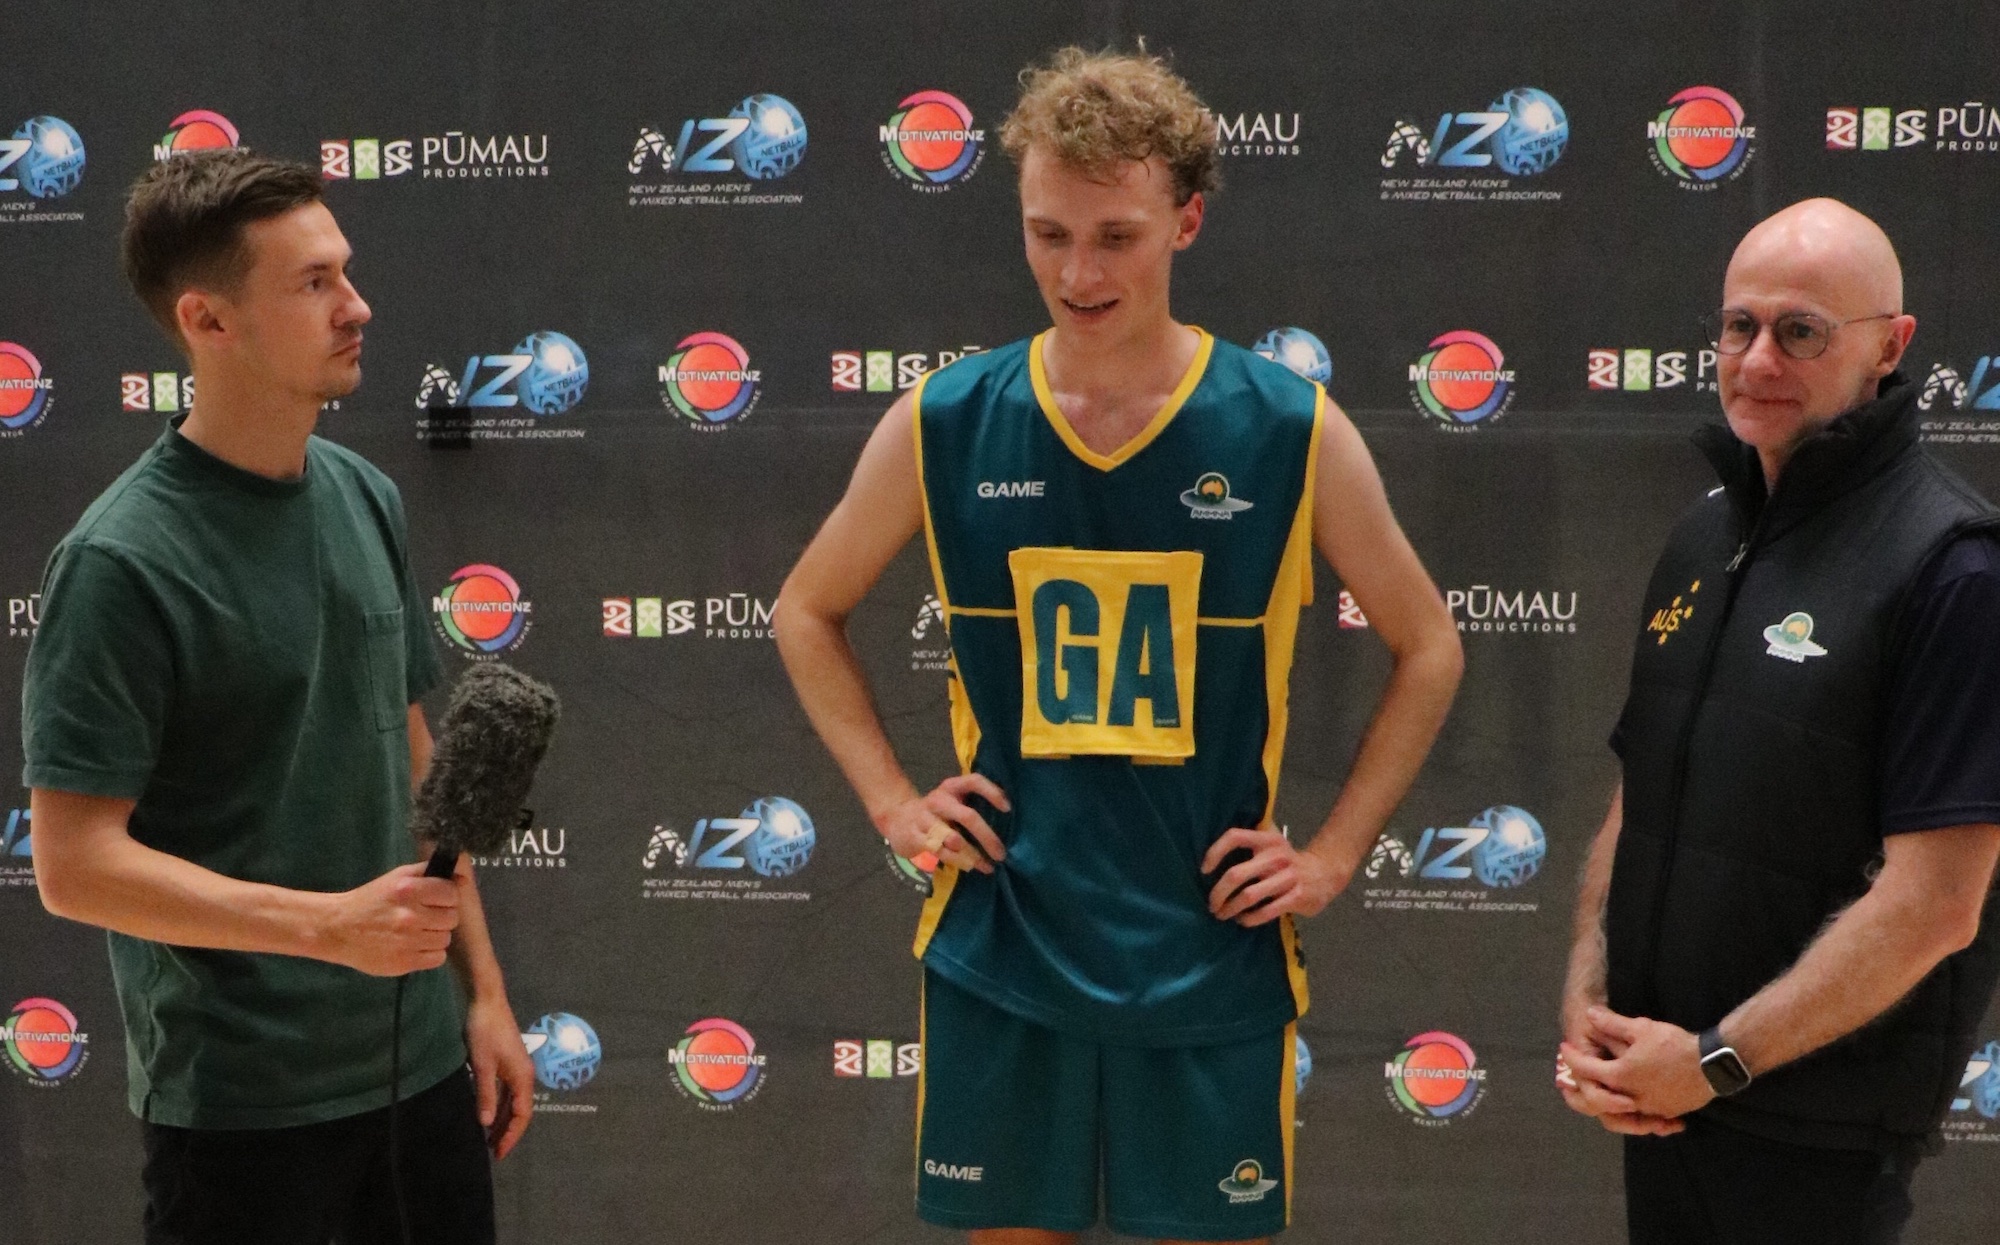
[{"xmin": 1644, "ymin": 523, "xmax": 1759, "ymax": 1014}]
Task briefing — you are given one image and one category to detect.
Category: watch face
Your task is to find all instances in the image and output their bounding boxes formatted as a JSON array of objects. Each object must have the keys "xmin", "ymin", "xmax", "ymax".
[{"xmin": 1702, "ymin": 1048, "xmax": 1752, "ymax": 1096}]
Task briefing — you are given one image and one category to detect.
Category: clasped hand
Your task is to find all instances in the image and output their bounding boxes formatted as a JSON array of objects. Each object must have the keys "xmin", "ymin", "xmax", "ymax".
[{"xmin": 1556, "ymin": 1006, "xmax": 1715, "ymax": 1135}]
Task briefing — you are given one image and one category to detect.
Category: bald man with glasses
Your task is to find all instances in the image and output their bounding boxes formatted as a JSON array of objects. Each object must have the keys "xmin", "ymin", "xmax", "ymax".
[{"xmin": 1557, "ymin": 198, "xmax": 2000, "ymax": 1244}]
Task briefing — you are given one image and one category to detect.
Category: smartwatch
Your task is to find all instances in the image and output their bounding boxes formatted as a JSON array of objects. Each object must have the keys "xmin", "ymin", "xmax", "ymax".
[{"xmin": 1698, "ymin": 1026, "xmax": 1752, "ymax": 1097}]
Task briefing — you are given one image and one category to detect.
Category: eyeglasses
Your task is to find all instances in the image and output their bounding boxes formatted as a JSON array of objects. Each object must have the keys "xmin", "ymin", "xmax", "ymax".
[{"xmin": 1701, "ymin": 308, "xmax": 1898, "ymax": 361}]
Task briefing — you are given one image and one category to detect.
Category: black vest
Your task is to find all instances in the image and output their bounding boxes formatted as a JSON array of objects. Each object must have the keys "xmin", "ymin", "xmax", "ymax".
[{"xmin": 1606, "ymin": 374, "xmax": 2000, "ymax": 1152}]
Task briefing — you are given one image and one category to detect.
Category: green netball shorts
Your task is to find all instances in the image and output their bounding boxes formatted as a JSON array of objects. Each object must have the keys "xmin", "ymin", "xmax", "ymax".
[{"xmin": 915, "ymin": 967, "xmax": 1296, "ymax": 1241}]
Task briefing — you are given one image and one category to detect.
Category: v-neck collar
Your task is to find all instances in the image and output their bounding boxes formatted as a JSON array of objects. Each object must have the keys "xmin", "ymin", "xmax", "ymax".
[{"xmin": 1028, "ymin": 327, "xmax": 1214, "ymax": 472}]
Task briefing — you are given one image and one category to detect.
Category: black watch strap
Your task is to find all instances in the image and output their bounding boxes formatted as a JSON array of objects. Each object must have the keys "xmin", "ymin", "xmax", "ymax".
[{"xmin": 1698, "ymin": 1026, "xmax": 1753, "ymax": 1097}]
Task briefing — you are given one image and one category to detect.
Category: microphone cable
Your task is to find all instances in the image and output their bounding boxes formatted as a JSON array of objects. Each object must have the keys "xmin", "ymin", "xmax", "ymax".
[{"xmin": 389, "ymin": 973, "xmax": 414, "ymax": 1245}]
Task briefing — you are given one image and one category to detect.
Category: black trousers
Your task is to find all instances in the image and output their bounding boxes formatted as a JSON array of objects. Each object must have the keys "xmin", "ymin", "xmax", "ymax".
[
  {"xmin": 1625, "ymin": 1115, "xmax": 1920, "ymax": 1245},
  {"xmin": 141, "ymin": 1066, "xmax": 495, "ymax": 1245}
]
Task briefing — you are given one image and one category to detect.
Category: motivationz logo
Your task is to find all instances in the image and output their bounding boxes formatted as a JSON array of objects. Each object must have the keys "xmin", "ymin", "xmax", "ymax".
[
  {"xmin": 0, "ymin": 116, "xmax": 86, "ymax": 205},
  {"xmin": 1409, "ymin": 331, "xmax": 1515, "ymax": 429},
  {"xmin": 1648, "ymin": 87, "xmax": 1756, "ymax": 188},
  {"xmin": 432, "ymin": 564, "xmax": 532, "ymax": 658},
  {"xmin": 1385, "ymin": 1031, "xmax": 1487, "ymax": 1125},
  {"xmin": 155, "ymin": 110, "xmax": 238, "ymax": 161},
  {"xmin": 0, "ymin": 342, "xmax": 54, "ymax": 436},
  {"xmin": 1181, "ymin": 472, "xmax": 1253, "ymax": 519},
  {"xmin": 2, "ymin": 998, "xmax": 88, "ymax": 1086},
  {"xmin": 1381, "ymin": 88, "xmax": 1568, "ymax": 202},
  {"xmin": 668, "ymin": 1018, "xmax": 767, "ymax": 1110},
  {"xmin": 660, "ymin": 332, "xmax": 761, "ymax": 429},
  {"xmin": 880, "ymin": 91, "xmax": 984, "ymax": 190},
  {"xmin": 1253, "ymin": 327, "xmax": 1333, "ymax": 385}
]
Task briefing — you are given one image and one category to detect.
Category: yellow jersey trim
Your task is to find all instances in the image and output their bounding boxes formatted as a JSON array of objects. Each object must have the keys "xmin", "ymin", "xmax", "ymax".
[
  {"xmin": 1259, "ymin": 386, "xmax": 1326, "ymax": 823},
  {"xmin": 914, "ymin": 973, "xmax": 928, "ymax": 1185},
  {"xmin": 911, "ymin": 373, "xmax": 951, "ymax": 623},
  {"xmin": 911, "ymin": 372, "xmax": 977, "ymax": 962},
  {"xmin": 950, "ymin": 607, "xmax": 1267, "ymax": 629},
  {"xmin": 913, "ymin": 863, "xmax": 960, "ymax": 959},
  {"xmin": 1262, "ymin": 387, "xmax": 1325, "ymax": 1022},
  {"xmin": 1281, "ymin": 1019, "xmax": 1298, "ymax": 1224},
  {"xmin": 1027, "ymin": 328, "xmax": 1214, "ymax": 472}
]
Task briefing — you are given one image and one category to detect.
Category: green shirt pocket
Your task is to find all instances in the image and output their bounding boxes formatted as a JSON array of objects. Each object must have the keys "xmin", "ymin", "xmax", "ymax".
[{"xmin": 363, "ymin": 608, "xmax": 408, "ymax": 733}]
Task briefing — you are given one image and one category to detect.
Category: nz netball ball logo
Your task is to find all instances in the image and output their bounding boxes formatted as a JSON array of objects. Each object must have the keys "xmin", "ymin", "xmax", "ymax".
[
  {"xmin": 1252, "ymin": 327, "xmax": 1333, "ymax": 385},
  {"xmin": 3, "ymin": 997, "xmax": 89, "ymax": 1086},
  {"xmin": 667, "ymin": 1018, "xmax": 767, "ymax": 1110},
  {"xmin": 432, "ymin": 564, "xmax": 532, "ymax": 658},
  {"xmin": 154, "ymin": 110, "xmax": 238, "ymax": 161},
  {"xmin": 524, "ymin": 1012, "xmax": 602, "ymax": 1091},
  {"xmin": 1409, "ymin": 331, "xmax": 1515, "ymax": 429},
  {"xmin": 1385, "ymin": 1031, "xmax": 1486, "ymax": 1125},
  {"xmin": 0, "ymin": 117, "xmax": 86, "ymax": 203},
  {"xmin": 659, "ymin": 333, "xmax": 761, "ymax": 430},
  {"xmin": 1381, "ymin": 88, "xmax": 1568, "ymax": 202},
  {"xmin": 1648, "ymin": 87, "xmax": 1756, "ymax": 188},
  {"xmin": 0, "ymin": 342, "xmax": 54, "ymax": 435},
  {"xmin": 628, "ymin": 93, "xmax": 807, "ymax": 208},
  {"xmin": 1947, "ymin": 1040, "xmax": 2000, "ymax": 1143},
  {"xmin": 880, "ymin": 91, "xmax": 985, "ymax": 191},
  {"xmin": 416, "ymin": 332, "xmax": 590, "ymax": 440}
]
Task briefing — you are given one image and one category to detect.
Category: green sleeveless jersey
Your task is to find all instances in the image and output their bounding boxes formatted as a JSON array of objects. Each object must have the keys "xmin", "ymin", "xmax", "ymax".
[{"xmin": 911, "ymin": 328, "xmax": 1321, "ymax": 1046}]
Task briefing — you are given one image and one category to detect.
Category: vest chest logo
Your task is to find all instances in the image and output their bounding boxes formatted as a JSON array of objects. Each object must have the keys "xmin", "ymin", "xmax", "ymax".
[
  {"xmin": 1181, "ymin": 472, "xmax": 1253, "ymax": 519},
  {"xmin": 1762, "ymin": 611, "xmax": 1827, "ymax": 662},
  {"xmin": 1646, "ymin": 579, "xmax": 1698, "ymax": 645},
  {"xmin": 977, "ymin": 480, "xmax": 1045, "ymax": 499},
  {"xmin": 1007, "ymin": 547, "xmax": 1202, "ymax": 759}
]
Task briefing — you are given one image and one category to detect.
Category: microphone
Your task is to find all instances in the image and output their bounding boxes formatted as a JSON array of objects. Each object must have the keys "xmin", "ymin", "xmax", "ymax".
[
  {"xmin": 389, "ymin": 662, "xmax": 558, "ymax": 1245},
  {"xmin": 410, "ymin": 662, "xmax": 561, "ymax": 879}
]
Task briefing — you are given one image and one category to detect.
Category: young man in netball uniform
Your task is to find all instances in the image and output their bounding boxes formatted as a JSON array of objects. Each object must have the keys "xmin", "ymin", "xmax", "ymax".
[{"xmin": 775, "ymin": 48, "xmax": 1462, "ymax": 1243}]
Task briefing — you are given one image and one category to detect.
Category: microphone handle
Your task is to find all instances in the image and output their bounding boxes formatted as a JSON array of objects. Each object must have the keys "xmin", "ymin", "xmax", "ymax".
[{"xmin": 423, "ymin": 844, "xmax": 461, "ymax": 879}]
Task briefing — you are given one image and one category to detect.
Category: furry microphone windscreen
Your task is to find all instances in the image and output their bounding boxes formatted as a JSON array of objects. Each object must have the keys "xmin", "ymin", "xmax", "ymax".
[{"xmin": 410, "ymin": 662, "xmax": 561, "ymax": 867}]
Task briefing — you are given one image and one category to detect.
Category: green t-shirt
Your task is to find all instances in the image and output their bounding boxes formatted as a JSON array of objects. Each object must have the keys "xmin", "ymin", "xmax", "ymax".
[{"xmin": 21, "ymin": 420, "xmax": 463, "ymax": 1129}]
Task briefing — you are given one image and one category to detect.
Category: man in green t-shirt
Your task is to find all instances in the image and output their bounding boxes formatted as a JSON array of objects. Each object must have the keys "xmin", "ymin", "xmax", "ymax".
[{"xmin": 22, "ymin": 150, "xmax": 532, "ymax": 1244}]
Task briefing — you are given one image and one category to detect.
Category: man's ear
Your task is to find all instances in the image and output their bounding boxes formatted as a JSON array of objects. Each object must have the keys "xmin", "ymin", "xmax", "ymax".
[
  {"xmin": 1875, "ymin": 314, "xmax": 1917, "ymax": 377},
  {"xmin": 174, "ymin": 288, "xmax": 228, "ymax": 352},
  {"xmin": 1173, "ymin": 190, "xmax": 1205, "ymax": 252}
]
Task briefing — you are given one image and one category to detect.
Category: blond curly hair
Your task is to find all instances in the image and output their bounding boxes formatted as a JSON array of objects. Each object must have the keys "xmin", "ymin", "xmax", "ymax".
[{"xmin": 1000, "ymin": 46, "xmax": 1219, "ymax": 204}]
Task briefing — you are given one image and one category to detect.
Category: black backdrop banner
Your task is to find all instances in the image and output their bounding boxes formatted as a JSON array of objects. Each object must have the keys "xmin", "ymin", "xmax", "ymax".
[{"xmin": 5, "ymin": 3, "xmax": 2000, "ymax": 1242}]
